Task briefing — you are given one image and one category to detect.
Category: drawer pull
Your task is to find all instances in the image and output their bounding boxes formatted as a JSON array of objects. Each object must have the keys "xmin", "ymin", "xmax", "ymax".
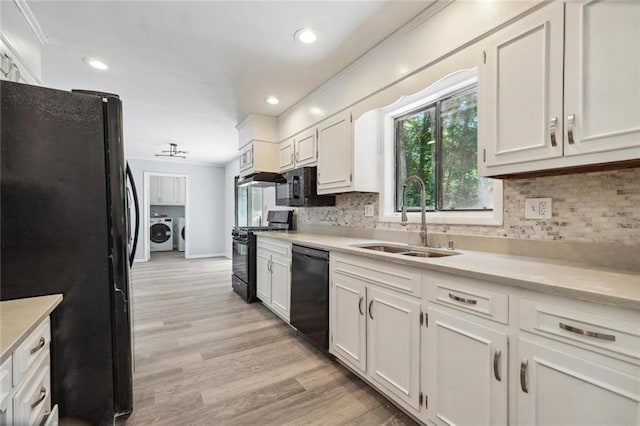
[
  {"xmin": 520, "ymin": 359, "xmax": 528, "ymax": 393},
  {"xmin": 493, "ymin": 349, "xmax": 502, "ymax": 382},
  {"xmin": 31, "ymin": 386, "xmax": 47, "ymax": 409},
  {"xmin": 30, "ymin": 337, "xmax": 46, "ymax": 355},
  {"xmin": 448, "ymin": 293, "xmax": 477, "ymax": 305},
  {"xmin": 559, "ymin": 322, "xmax": 615, "ymax": 342}
]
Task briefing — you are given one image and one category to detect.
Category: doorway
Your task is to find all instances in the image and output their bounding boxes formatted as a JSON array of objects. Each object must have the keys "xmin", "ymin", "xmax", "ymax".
[{"xmin": 143, "ymin": 172, "xmax": 189, "ymax": 261}]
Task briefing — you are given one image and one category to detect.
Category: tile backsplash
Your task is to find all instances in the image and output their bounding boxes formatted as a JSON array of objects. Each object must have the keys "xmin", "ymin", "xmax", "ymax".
[{"xmin": 297, "ymin": 168, "xmax": 639, "ymax": 246}]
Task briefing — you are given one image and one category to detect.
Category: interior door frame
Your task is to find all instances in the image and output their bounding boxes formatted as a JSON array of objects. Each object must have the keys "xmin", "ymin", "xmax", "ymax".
[{"xmin": 143, "ymin": 171, "xmax": 190, "ymax": 261}]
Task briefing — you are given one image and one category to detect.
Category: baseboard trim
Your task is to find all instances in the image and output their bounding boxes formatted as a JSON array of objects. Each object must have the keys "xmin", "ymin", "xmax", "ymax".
[{"xmin": 185, "ymin": 253, "xmax": 226, "ymax": 259}]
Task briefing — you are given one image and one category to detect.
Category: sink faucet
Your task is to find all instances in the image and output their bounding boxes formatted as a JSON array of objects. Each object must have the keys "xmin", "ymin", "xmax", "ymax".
[{"xmin": 400, "ymin": 175, "xmax": 428, "ymax": 247}]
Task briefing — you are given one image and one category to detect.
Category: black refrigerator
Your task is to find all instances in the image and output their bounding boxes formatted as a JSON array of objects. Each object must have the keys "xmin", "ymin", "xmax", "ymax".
[{"xmin": 0, "ymin": 81, "xmax": 140, "ymax": 425}]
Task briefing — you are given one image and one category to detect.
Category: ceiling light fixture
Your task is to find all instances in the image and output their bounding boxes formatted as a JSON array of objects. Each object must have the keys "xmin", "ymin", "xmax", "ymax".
[
  {"xmin": 155, "ymin": 143, "xmax": 188, "ymax": 159},
  {"xmin": 294, "ymin": 28, "xmax": 317, "ymax": 44},
  {"xmin": 83, "ymin": 57, "xmax": 109, "ymax": 70},
  {"xmin": 265, "ymin": 96, "xmax": 280, "ymax": 105}
]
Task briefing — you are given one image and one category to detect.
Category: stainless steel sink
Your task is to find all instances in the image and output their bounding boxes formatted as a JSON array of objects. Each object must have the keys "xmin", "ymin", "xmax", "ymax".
[{"xmin": 354, "ymin": 243, "xmax": 460, "ymax": 257}]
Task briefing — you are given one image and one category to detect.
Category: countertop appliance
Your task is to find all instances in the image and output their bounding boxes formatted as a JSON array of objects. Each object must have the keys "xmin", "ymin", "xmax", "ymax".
[
  {"xmin": 232, "ymin": 210, "xmax": 293, "ymax": 303},
  {"xmin": 275, "ymin": 166, "xmax": 336, "ymax": 207},
  {"xmin": 150, "ymin": 217, "xmax": 173, "ymax": 252},
  {"xmin": 290, "ymin": 244, "xmax": 330, "ymax": 352},
  {"xmin": 1, "ymin": 81, "xmax": 139, "ymax": 425}
]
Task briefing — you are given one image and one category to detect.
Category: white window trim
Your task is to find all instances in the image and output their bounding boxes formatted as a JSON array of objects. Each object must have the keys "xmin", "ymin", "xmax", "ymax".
[{"xmin": 378, "ymin": 68, "xmax": 503, "ymax": 226}]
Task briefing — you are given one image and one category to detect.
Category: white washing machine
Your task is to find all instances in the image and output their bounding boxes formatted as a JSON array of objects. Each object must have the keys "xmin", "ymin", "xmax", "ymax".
[
  {"xmin": 176, "ymin": 218, "xmax": 185, "ymax": 252},
  {"xmin": 150, "ymin": 217, "xmax": 173, "ymax": 251}
]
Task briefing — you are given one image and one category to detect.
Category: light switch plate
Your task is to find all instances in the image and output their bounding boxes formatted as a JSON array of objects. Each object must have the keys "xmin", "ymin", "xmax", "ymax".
[
  {"xmin": 364, "ymin": 204, "xmax": 375, "ymax": 217},
  {"xmin": 525, "ymin": 198, "xmax": 552, "ymax": 219}
]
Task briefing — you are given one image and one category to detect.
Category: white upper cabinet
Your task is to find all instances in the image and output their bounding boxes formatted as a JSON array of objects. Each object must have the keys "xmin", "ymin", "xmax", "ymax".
[
  {"xmin": 317, "ymin": 111, "xmax": 353, "ymax": 193},
  {"xmin": 316, "ymin": 110, "xmax": 379, "ymax": 194},
  {"xmin": 479, "ymin": 1, "xmax": 640, "ymax": 177},
  {"xmin": 278, "ymin": 137, "xmax": 295, "ymax": 172},
  {"xmin": 237, "ymin": 114, "xmax": 279, "ymax": 176},
  {"xmin": 480, "ymin": 2, "xmax": 564, "ymax": 169},
  {"xmin": 563, "ymin": 0, "xmax": 640, "ymax": 158},
  {"xmin": 294, "ymin": 128, "xmax": 317, "ymax": 167},
  {"xmin": 149, "ymin": 176, "xmax": 185, "ymax": 205}
]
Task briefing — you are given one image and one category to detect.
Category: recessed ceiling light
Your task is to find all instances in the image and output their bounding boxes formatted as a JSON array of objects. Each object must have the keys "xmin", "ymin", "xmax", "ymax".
[
  {"xmin": 265, "ymin": 96, "xmax": 280, "ymax": 105},
  {"xmin": 294, "ymin": 28, "xmax": 317, "ymax": 44},
  {"xmin": 83, "ymin": 57, "xmax": 109, "ymax": 70}
]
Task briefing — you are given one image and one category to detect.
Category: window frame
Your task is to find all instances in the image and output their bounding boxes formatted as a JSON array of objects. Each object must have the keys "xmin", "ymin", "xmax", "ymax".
[
  {"xmin": 379, "ymin": 68, "xmax": 503, "ymax": 226},
  {"xmin": 394, "ymin": 85, "xmax": 486, "ymax": 213}
]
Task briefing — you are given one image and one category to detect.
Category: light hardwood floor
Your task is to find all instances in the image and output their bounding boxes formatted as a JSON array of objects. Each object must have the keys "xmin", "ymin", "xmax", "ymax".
[{"xmin": 127, "ymin": 251, "xmax": 418, "ymax": 426}]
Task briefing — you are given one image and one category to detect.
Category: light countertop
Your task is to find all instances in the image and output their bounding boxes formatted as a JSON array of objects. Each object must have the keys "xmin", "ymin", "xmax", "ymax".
[
  {"xmin": 255, "ymin": 232, "xmax": 640, "ymax": 310},
  {"xmin": 0, "ymin": 294, "xmax": 63, "ymax": 362}
]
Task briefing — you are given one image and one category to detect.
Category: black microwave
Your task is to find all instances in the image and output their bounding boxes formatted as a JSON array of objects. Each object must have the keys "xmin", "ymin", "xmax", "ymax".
[{"xmin": 275, "ymin": 167, "xmax": 336, "ymax": 207}]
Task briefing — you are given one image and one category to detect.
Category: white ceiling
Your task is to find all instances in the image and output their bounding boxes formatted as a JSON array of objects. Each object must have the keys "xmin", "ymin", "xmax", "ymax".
[{"xmin": 30, "ymin": 1, "xmax": 430, "ymax": 164}]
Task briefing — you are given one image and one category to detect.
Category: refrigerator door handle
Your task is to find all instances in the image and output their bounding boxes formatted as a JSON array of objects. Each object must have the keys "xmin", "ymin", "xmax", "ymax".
[{"xmin": 126, "ymin": 163, "xmax": 140, "ymax": 267}]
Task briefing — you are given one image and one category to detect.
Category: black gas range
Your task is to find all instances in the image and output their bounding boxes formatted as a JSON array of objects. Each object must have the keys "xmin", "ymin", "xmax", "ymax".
[{"xmin": 231, "ymin": 210, "xmax": 293, "ymax": 302}]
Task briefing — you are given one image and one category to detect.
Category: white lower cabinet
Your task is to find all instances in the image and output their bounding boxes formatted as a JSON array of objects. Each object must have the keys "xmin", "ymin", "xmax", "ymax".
[
  {"xmin": 2, "ymin": 316, "xmax": 58, "ymax": 426},
  {"xmin": 331, "ymin": 273, "xmax": 367, "ymax": 374},
  {"xmin": 423, "ymin": 307, "xmax": 508, "ymax": 426},
  {"xmin": 517, "ymin": 338, "xmax": 640, "ymax": 425},
  {"xmin": 256, "ymin": 237, "xmax": 292, "ymax": 322},
  {"xmin": 367, "ymin": 286, "xmax": 421, "ymax": 410}
]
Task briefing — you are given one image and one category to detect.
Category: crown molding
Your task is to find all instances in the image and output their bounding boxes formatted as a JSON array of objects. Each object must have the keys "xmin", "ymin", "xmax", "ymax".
[{"xmin": 13, "ymin": 0, "xmax": 49, "ymax": 45}]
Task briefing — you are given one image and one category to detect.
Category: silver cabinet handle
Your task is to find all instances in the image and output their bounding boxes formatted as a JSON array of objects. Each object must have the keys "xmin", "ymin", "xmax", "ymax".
[
  {"xmin": 30, "ymin": 337, "xmax": 46, "ymax": 355},
  {"xmin": 493, "ymin": 349, "xmax": 502, "ymax": 382},
  {"xmin": 31, "ymin": 387, "xmax": 47, "ymax": 409},
  {"xmin": 567, "ymin": 114, "xmax": 576, "ymax": 144},
  {"xmin": 448, "ymin": 293, "xmax": 477, "ymax": 305},
  {"xmin": 550, "ymin": 117, "xmax": 558, "ymax": 147},
  {"xmin": 559, "ymin": 322, "xmax": 615, "ymax": 341},
  {"xmin": 368, "ymin": 300, "xmax": 374, "ymax": 320},
  {"xmin": 358, "ymin": 296, "xmax": 364, "ymax": 316},
  {"xmin": 520, "ymin": 359, "xmax": 529, "ymax": 393},
  {"xmin": 296, "ymin": 151, "xmax": 299, "ymax": 161},
  {"xmin": 290, "ymin": 152, "xmax": 293, "ymax": 164}
]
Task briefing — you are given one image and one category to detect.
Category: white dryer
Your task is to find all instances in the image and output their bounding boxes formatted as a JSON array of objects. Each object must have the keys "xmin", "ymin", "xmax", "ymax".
[
  {"xmin": 150, "ymin": 217, "xmax": 173, "ymax": 251},
  {"xmin": 176, "ymin": 218, "xmax": 185, "ymax": 252}
]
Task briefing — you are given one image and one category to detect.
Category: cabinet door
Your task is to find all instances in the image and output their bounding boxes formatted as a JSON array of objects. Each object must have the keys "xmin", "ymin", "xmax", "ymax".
[
  {"xmin": 256, "ymin": 250, "xmax": 271, "ymax": 304},
  {"xmin": 279, "ymin": 138, "xmax": 295, "ymax": 172},
  {"xmin": 270, "ymin": 254, "xmax": 291, "ymax": 321},
  {"xmin": 424, "ymin": 307, "xmax": 508, "ymax": 426},
  {"xmin": 517, "ymin": 338, "xmax": 640, "ymax": 425},
  {"xmin": 331, "ymin": 273, "xmax": 367, "ymax": 374},
  {"xmin": 480, "ymin": 2, "xmax": 564, "ymax": 169},
  {"xmin": 149, "ymin": 176, "xmax": 160, "ymax": 204},
  {"xmin": 245, "ymin": 144, "xmax": 254, "ymax": 170},
  {"xmin": 295, "ymin": 128, "xmax": 317, "ymax": 167},
  {"xmin": 317, "ymin": 112, "xmax": 352, "ymax": 194},
  {"xmin": 367, "ymin": 286, "xmax": 421, "ymax": 410},
  {"xmin": 176, "ymin": 177, "xmax": 186, "ymax": 205},
  {"xmin": 159, "ymin": 176, "xmax": 178, "ymax": 204},
  {"xmin": 564, "ymin": 0, "xmax": 640, "ymax": 157}
]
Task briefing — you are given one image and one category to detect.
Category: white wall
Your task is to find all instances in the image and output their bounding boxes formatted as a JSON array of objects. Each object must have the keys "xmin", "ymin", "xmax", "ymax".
[
  {"xmin": 224, "ymin": 158, "xmax": 239, "ymax": 258},
  {"xmin": 128, "ymin": 158, "xmax": 225, "ymax": 261},
  {"xmin": 278, "ymin": 0, "xmax": 542, "ymax": 140}
]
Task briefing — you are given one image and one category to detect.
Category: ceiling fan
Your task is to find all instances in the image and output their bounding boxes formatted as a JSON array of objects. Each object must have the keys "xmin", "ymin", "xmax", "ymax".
[{"xmin": 155, "ymin": 143, "xmax": 188, "ymax": 159}]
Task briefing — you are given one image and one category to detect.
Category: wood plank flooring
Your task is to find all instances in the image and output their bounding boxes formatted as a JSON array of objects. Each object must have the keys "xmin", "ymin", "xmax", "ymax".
[{"xmin": 127, "ymin": 251, "xmax": 417, "ymax": 426}]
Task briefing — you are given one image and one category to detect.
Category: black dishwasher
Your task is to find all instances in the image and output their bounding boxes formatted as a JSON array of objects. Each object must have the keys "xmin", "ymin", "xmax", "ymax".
[{"xmin": 290, "ymin": 244, "xmax": 330, "ymax": 351}]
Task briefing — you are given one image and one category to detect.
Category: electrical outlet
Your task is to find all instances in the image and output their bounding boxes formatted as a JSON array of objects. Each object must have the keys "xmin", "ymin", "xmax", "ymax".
[
  {"xmin": 525, "ymin": 198, "xmax": 552, "ymax": 219},
  {"xmin": 364, "ymin": 204, "xmax": 375, "ymax": 217}
]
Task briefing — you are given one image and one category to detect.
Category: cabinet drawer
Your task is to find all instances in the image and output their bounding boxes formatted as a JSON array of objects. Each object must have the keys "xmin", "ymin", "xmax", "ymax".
[
  {"xmin": 425, "ymin": 273, "xmax": 508, "ymax": 324},
  {"xmin": 12, "ymin": 318, "xmax": 50, "ymax": 386},
  {"xmin": 257, "ymin": 237, "xmax": 291, "ymax": 258},
  {"xmin": 332, "ymin": 253, "xmax": 422, "ymax": 298},
  {"xmin": 13, "ymin": 353, "xmax": 51, "ymax": 426},
  {"xmin": 519, "ymin": 298, "xmax": 640, "ymax": 364},
  {"xmin": 0, "ymin": 356, "xmax": 11, "ymax": 405}
]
